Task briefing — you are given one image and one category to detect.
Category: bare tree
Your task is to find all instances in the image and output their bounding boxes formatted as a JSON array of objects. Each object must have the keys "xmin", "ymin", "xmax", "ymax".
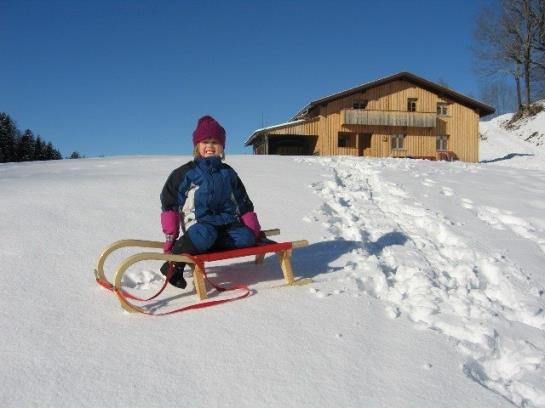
[
  {"xmin": 474, "ymin": 2, "xmax": 523, "ymax": 110},
  {"xmin": 534, "ymin": 0, "xmax": 545, "ymax": 67},
  {"xmin": 502, "ymin": 0, "xmax": 543, "ymax": 106},
  {"xmin": 473, "ymin": 0, "xmax": 545, "ymax": 110},
  {"xmin": 479, "ymin": 80, "xmax": 518, "ymax": 115},
  {"xmin": 533, "ymin": 0, "xmax": 545, "ymax": 97}
]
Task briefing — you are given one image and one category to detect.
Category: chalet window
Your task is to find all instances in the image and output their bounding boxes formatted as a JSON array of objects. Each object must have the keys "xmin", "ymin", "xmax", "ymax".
[
  {"xmin": 436, "ymin": 135, "xmax": 448, "ymax": 151},
  {"xmin": 407, "ymin": 98, "xmax": 417, "ymax": 112},
  {"xmin": 353, "ymin": 100, "xmax": 368, "ymax": 109},
  {"xmin": 391, "ymin": 134, "xmax": 405, "ymax": 150},
  {"xmin": 338, "ymin": 132, "xmax": 356, "ymax": 148},
  {"xmin": 437, "ymin": 103, "xmax": 448, "ymax": 116}
]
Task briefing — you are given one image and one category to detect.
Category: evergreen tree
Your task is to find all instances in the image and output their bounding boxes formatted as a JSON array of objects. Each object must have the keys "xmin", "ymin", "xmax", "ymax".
[
  {"xmin": 0, "ymin": 113, "xmax": 17, "ymax": 163},
  {"xmin": 17, "ymin": 129, "xmax": 35, "ymax": 161},
  {"xmin": 44, "ymin": 142, "xmax": 53, "ymax": 160},
  {"xmin": 1, "ymin": 112, "xmax": 65, "ymax": 162},
  {"xmin": 44, "ymin": 142, "xmax": 62, "ymax": 160},
  {"xmin": 0, "ymin": 114, "xmax": 6, "ymax": 162},
  {"xmin": 34, "ymin": 136, "xmax": 44, "ymax": 161},
  {"xmin": 52, "ymin": 147, "xmax": 62, "ymax": 160}
]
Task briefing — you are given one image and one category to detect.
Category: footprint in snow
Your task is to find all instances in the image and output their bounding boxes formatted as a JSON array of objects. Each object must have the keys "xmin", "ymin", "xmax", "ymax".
[
  {"xmin": 461, "ymin": 198, "xmax": 474, "ymax": 209},
  {"xmin": 477, "ymin": 206, "xmax": 545, "ymax": 255},
  {"xmin": 122, "ymin": 269, "xmax": 164, "ymax": 290},
  {"xmin": 440, "ymin": 187, "xmax": 454, "ymax": 196},
  {"xmin": 477, "ymin": 207, "xmax": 507, "ymax": 230},
  {"xmin": 422, "ymin": 178, "xmax": 436, "ymax": 187},
  {"xmin": 309, "ymin": 287, "xmax": 328, "ymax": 298}
]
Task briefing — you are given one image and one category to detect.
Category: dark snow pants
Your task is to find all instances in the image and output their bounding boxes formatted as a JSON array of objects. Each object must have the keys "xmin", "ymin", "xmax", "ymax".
[{"xmin": 172, "ymin": 222, "xmax": 256, "ymax": 256}]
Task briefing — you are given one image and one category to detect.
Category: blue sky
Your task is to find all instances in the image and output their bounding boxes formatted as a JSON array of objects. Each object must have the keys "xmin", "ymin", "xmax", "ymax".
[{"xmin": 1, "ymin": 0, "xmax": 487, "ymax": 157}]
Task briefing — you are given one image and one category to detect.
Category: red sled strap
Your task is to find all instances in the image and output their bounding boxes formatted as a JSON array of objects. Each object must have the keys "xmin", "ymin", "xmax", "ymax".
[{"xmin": 110, "ymin": 259, "xmax": 251, "ymax": 316}]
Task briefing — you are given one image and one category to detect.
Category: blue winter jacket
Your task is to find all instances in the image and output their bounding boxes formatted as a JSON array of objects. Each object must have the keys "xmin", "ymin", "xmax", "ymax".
[{"xmin": 160, "ymin": 157, "xmax": 254, "ymax": 231}]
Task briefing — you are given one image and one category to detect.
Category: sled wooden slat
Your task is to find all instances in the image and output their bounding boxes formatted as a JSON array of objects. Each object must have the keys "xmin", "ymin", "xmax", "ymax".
[
  {"xmin": 188, "ymin": 240, "xmax": 308, "ymax": 299},
  {"xmin": 94, "ymin": 229, "xmax": 308, "ymax": 312},
  {"xmin": 191, "ymin": 263, "xmax": 208, "ymax": 301}
]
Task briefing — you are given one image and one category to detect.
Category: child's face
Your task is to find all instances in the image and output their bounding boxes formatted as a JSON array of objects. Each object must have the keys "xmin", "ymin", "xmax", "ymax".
[{"xmin": 198, "ymin": 138, "xmax": 224, "ymax": 158}]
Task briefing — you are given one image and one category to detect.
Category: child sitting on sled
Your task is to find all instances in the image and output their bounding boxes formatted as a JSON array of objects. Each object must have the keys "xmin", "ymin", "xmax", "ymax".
[{"xmin": 159, "ymin": 115, "xmax": 262, "ymax": 288}]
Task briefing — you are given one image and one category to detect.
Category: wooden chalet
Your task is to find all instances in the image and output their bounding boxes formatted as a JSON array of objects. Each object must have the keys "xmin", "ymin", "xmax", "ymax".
[{"xmin": 245, "ymin": 72, "xmax": 495, "ymax": 162}]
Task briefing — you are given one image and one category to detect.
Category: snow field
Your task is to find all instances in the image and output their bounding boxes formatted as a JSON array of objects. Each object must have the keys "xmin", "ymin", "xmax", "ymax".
[
  {"xmin": 300, "ymin": 156, "xmax": 545, "ymax": 407},
  {"xmin": 2, "ymin": 108, "xmax": 545, "ymax": 407}
]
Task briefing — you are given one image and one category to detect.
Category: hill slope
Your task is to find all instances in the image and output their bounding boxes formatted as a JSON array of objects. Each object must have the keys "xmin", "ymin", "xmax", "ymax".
[
  {"xmin": 0, "ymin": 117, "xmax": 545, "ymax": 407},
  {"xmin": 480, "ymin": 105, "xmax": 545, "ymax": 169}
]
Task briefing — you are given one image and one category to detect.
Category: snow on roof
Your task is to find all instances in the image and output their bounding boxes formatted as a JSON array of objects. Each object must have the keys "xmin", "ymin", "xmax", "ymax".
[{"xmin": 244, "ymin": 119, "xmax": 308, "ymax": 146}]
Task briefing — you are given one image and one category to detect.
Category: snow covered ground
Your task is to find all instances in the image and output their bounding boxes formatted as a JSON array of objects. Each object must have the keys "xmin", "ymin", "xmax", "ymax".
[
  {"xmin": 1, "ymin": 112, "xmax": 545, "ymax": 407},
  {"xmin": 480, "ymin": 105, "xmax": 545, "ymax": 169}
]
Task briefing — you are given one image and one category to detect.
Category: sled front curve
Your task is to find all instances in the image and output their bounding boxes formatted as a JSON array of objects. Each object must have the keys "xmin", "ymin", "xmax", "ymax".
[
  {"xmin": 94, "ymin": 239, "xmax": 163, "ymax": 288},
  {"xmin": 112, "ymin": 252, "xmax": 195, "ymax": 313}
]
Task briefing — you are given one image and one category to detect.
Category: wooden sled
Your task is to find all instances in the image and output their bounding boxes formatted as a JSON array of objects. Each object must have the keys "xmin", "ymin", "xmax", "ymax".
[{"xmin": 94, "ymin": 229, "xmax": 309, "ymax": 314}]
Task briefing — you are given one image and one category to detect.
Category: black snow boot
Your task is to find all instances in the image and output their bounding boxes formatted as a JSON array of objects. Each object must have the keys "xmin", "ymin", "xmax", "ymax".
[
  {"xmin": 160, "ymin": 234, "xmax": 199, "ymax": 289},
  {"xmin": 160, "ymin": 261, "xmax": 187, "ymax": 289}
]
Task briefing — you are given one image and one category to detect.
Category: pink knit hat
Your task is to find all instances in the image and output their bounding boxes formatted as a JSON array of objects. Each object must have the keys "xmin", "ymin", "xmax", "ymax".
[{"xmin": 192, "ymin": 115, "xmax": 226, "ymax": 147}]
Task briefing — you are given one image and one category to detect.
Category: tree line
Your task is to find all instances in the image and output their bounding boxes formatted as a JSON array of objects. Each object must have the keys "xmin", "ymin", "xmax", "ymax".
[
  {"xmin": 0, "ymin": 112, "xmax": 63, "ymax": 163},
  {"xmin": 475, "ymin": 0, "xmax": 545, "ymax": 116}
]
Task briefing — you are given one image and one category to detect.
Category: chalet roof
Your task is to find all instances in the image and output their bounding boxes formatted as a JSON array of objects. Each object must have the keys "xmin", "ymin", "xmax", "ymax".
[
  {"xmin": 291, "ymin": 71, "xmax": 495, "ymax": 120},
  {"xmin": 244, "ymin": 119, "xmax": 309, "ymax": 146}
]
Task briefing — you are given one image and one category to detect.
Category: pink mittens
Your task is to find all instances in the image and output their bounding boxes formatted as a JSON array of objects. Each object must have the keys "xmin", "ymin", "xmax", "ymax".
[
  {"xmin": 161, "ymin": 210, "xmax": 180, "ymax": 253},
  {"xmin": 163, "ymin": 240, "xmax": 175, "ymax": 253},
  {"xmin": 241, "ymin": 211, "xmax": 262, "ymax": 238}
]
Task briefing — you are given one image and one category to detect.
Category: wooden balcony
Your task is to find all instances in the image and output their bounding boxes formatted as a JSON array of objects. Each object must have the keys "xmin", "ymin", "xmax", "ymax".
[{"xmin": 341, "ymin": 109, "xmax": 437, "ymax": 128}]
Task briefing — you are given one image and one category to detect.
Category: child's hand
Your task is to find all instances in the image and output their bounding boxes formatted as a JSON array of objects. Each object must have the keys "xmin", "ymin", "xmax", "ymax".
[
  {"xmin": 241, "ymin": 211, "xmax": 262, "ymax": 238},
  {"xmin": 163, "ymin": 240, "xmax": 175, "ymax": 253},
  {"xmin": 161, "ymin": 210, "xmax": 180, "ymax": 250}
]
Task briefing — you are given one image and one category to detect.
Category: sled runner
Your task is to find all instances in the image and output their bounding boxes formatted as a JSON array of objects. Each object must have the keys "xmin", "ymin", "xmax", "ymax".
[{"xmin": 94, "ymin": 229, "xmax": 309, "ymax": 315}]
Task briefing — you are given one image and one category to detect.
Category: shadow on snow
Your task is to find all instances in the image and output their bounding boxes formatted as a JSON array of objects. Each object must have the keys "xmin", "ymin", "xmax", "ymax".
[
  {"xmin": 138, "ymin": 231, "xmax": 409, "ymax": 312},
  {"xmin": 480, "ymin": 152, "xmax": 534, "ymax": 163}
]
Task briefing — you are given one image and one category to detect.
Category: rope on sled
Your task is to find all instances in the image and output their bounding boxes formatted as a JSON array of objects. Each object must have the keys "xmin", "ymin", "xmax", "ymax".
[
  {"xmin": 97, "ymin": 255, "xmax": 251, "ymax": 316},
  {"xmin": 113, "ymin": 258, "xmax": 251, "ymax": 316}
]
